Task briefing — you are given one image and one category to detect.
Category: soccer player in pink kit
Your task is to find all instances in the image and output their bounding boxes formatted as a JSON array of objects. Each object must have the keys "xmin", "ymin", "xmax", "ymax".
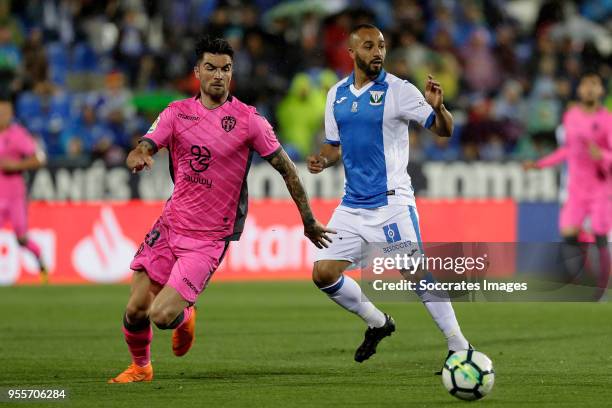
[
  {"xmin": 108, "ymin": 37, "xmax": 334, "ymax": 383},
  {"xmin": 0, "ymin": 96, "xmax": 47, "ymax": 282},
  {"xmin": 525, "ymin": 72, "xmax": 611, "ymax": 292}
]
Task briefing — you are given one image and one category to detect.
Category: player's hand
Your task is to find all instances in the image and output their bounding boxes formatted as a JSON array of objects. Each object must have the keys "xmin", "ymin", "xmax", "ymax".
[
  {"xmin": 522, "ymin": 160, "xmax": 537, "ymax": 170},
  {"xmin": 304, "ymin": 219, "xmax": 336, "ymax": 249},
  {"xmin": 126, "ymin": 152, "xmax": 154, "ymax": 173},
  {"xmin": 307, "ymin": 155, "xmax": 327, "ymax": 174},
  {"xmin": 425, "ymin": 74, "xmax": 444, "ymax": 111},
  {"xmin": 588, "ymin": 142, "xmax": 602, "ymax": 161},
  {"xmin": 0, "ymin": 158, "xmax": 20, "ymax": 172}
]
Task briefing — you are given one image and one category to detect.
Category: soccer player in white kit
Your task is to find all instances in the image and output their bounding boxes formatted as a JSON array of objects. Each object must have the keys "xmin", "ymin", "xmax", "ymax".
[{"xmin": 307, "ymin": 24, "xmax": 471, "ymax": 365}]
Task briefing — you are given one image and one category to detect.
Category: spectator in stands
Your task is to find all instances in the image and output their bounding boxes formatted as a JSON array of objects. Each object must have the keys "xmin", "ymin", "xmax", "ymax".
[
  {"xmin": 20, "ymin": 27, "xmax": 48, "ymax": 92},
  {"xmin": 424, "ymin": 135, "xmax": 461, "ymax": 162},
  {"xmin": 527, "ymin": 56, "xmax": 562, "ymax": 148},
  {"xmin": 0, "ymin": 23, "xmax": 20, "ymax": 89},
  {"xmin": 2, "ymin": 0, "xmax": 609, "ymax": 166},
  {"xmin": 493, "ymin": 79, "xmax": 526, "ymax": 144},
  {"xmin": 460, "ymin": 28, "xmax": 500, "ymax": 95},
  {"xmin": 276, "ymin": 73, "xmax": 325, "ymax": 160},
  {"xmin": 115, "ymin": 8, "xmax": 147, "ymax": 87}
]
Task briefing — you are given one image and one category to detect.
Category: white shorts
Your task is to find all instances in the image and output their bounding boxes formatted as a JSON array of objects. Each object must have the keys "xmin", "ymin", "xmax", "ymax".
[{"xmin": 315, "ymin": 204, "xmax": 422, "ymax": 266}]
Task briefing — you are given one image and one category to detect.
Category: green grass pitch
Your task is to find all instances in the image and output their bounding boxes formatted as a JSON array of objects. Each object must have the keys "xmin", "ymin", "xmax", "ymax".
[{"xmin": 1, "ymin": 282, "xmax": 611, "ymax": 407}]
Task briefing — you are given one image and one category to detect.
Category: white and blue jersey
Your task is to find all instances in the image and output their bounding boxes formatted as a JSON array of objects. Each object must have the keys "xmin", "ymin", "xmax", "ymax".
[{"xmin": 325, "ymin": 69, "xmax": 435, "ymax": 208}]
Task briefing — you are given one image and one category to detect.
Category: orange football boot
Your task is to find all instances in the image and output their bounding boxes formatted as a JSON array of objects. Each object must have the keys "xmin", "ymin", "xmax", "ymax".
[
  {"xmin": 108, "ymin": 363, "xmax": 153, "ymax": 383},
  {"xmin": 172, "ymin": 307, "xmax": 196, "ymax": 356}
]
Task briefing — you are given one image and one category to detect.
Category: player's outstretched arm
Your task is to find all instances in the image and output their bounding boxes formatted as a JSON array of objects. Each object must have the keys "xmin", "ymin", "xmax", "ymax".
[
  {"xmin": 266, "ymin": 148, "xmax": 336, "ymax": 248},
  {"xmin": 524, "ymin": 146, "xmax": 568, "ymax": 170},
  {"xmin": 126, "ymin": 140, "xmax": 155, "ymax": 173},
  {"xmin": 0, "ymin": 152, "xmax": 45, "ymax": 172},
  {"xmin": 424, "ymin": 75, "xmax": 453, "ymax": 138}
]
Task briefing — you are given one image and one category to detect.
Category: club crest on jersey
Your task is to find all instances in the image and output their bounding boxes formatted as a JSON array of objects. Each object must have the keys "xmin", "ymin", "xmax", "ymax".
[
  {"xmin": 351, "ymin": 101, "xmax": 358, "ymax": 112},
  {"xmin": 369, "ymin": 91, "xmax": 384, "ymax": 106},
  {"xmin": 147, "ymin": 116, "xmax": 160, "ymax": 133},
  {"xmin": 221, "ymin": 116, "xmax": 236, "ymax": 132}
]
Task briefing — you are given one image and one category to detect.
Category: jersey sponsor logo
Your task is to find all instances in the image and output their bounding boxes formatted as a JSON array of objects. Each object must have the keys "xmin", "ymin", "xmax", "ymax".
[
  {"xmin": 183, "ymin": 173, "xmax": 213, "ymax": 188},
  {"xmin": 335, "ymin": 96, "xmax": 348, "ymax": 104},
  {"xmin": 351, "ymin": 101, "xmax": 358, "ymax": 112},
  {"xmin": 369, "ymin": 90, "xmax": 384, "ymax": 106},
  {"xmin": 147, "ymin": 116, "xmax": 160, "ymax": 134},
  {"xmin": 221, "ymin": 115, "xmax": 236, "ymax": 132},
  {"xmin": 177, "ymin": 113, "xmax": 200, "ymax": 121},
  {"xmin": 383, "ymin": 223, "xmax": 401, "ymax": 243},
  {"xmin": 189, "ymin": 145, "xmax": 212, "ymax": 172}
]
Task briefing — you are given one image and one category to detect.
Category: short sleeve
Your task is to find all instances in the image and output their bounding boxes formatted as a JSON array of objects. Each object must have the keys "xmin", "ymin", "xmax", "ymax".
[
  {"xmin": 397, "ymin": 81, "xmax": 435, "ymax": 128},
  {"xmin": 249, "ymin": 112, "xmax": 281, "ymax": 158},
  {"xmin": 324, "ymin": 87, "xmax": 340, "ymax": 146},
  {"xmin": 17, "ymin": 126, "xmax": 37, "ymax": 157},
  {"xmin": 141, "ymin": 106, "xmax": 174, "ymax": 152}
]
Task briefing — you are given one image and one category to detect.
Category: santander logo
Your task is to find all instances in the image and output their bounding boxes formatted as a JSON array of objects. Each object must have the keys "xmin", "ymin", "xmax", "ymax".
[{"xmin": 72, "ymin": 207, "xmax": 137, "ymax": 283}]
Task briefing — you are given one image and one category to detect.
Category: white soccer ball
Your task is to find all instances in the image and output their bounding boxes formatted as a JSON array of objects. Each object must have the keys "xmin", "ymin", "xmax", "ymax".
[{"xmin": 442, "ymin": 349, "xmax": 495, "ymax": 401}]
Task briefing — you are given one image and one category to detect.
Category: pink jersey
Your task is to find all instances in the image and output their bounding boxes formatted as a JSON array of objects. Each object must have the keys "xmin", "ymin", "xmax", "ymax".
[
  {"xmin": 143, "ymin": 95, "xmax": 281, "ymax": 241},
  {"xmin": 537, "ymin": 106, "xmax": 612, "ymax": 198},
  {"xmin": 0, "ymin": 123, "xmax": 37, "ymax": 199}
]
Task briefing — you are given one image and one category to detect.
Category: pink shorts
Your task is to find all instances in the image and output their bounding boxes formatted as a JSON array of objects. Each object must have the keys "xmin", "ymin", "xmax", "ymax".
[
  {"xmin": 130, "ymin": 217, "xmax": 230, "ymax": 303},
  {"xmin": 0, "ymin": 197, "xmax": 27, "ymax": 237},
  {"xmin": 560, "ymin": 194, "xmax": 611, "ymax": 235}
]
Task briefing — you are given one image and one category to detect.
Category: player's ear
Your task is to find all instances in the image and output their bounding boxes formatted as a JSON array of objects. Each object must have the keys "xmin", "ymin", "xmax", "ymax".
[{"xmin": 194, "ymin": 65, "xmax": 200, "ymax": 80}]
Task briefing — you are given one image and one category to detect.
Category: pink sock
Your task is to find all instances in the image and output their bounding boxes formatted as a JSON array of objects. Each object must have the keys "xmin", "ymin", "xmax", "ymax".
[
  {"xmin": 122, "ymin": 325, "xmax": 152, "ymax": 367},
  {"xmin": 23, "ymin": 238, "xmax": 42, "ymax": 259},
  {"xmin": 175, "ymin": 306, "xmax": 194, "ymax": 330}
]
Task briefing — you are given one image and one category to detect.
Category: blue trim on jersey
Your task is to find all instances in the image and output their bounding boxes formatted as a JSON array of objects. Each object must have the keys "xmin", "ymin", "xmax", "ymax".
[
  {"xmin": 424, "ymin": 112, "xmax": 436, "ymax": 129},
  {"xmin": 335, "ymin": 69, "xmax": 390, "ymax": 208},
  {"xmin": 324, "ymin": 138, "xmax": 340, "ymax": 146},
  {"xmin": 321, "ymin": 275, "xmax": 345, "ymax": 294}
]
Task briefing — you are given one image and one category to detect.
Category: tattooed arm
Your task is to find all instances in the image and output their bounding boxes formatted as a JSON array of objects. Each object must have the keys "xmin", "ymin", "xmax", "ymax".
[{"xmin": 266, "ymin": 148, "xmax": 335, "ymax": 248}]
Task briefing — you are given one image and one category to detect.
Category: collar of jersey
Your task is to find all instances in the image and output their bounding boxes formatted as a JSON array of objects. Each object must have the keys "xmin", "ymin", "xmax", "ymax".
[
  {"xmin": 193, "ymin": 92, "xmax": 234, "ymax": 110},
  {"xmin": 341, "ymin": 69, "xmax": 386, "ymax": 88}
]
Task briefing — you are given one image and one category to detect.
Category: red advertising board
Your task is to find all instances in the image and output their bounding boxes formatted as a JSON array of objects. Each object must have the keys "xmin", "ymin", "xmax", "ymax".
[{"xmin": 0, "ymin": 199, "xmax": 516, "ymax": 285}]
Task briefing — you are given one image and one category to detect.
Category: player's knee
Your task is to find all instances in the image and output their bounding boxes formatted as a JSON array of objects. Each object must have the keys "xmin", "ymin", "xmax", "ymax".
[
  {"xmin": 312, "ymin": 261, "xmax": 342, "ymax": 288},
  {"xmin": 125, "ymin": 303, "xmax": 149, "ymax": 325},
  {"xmin": 149, "ymin": 306, "xmax": 177, "ymax": 330}
]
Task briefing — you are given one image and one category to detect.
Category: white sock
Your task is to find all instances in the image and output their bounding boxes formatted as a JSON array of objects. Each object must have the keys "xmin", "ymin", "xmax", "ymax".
[
  {"xmin": 320, "ymin": 275, "xmax": 386, "ymax": 328},
  {"xmin": 419, "ymin": 291, "xmax": 469, "ymax": 351}
]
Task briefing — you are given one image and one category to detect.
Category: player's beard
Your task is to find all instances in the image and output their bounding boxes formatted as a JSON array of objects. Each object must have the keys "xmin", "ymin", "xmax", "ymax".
[
  {"xmin": 355, "ymin": 54, "xmax": 383, "ymax": 77},
  {"xmin": 206, "ymin": 82, "xmax": 227, "ymax": 101}
]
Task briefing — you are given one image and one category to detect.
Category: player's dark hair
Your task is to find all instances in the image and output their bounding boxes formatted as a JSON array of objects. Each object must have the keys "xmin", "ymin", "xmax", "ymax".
[
  {"xmin": 350, "ymin": 23, "xmax": 380, "ymax": 36},
  {"xmin": 195, "ymin": 36, "xmax": 234, "ymax": 62},
  {"xmin": 579, "ymin": 70, "xmax": 601, "ymax": 81},
  {"xmin": 0, "ymin": 88, "xmax": 14, "ymax": 105}
]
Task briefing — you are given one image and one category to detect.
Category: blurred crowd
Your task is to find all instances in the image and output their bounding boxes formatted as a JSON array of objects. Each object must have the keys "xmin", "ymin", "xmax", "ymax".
[{"xmin": 1, "ymin": 0, "xmax": 610, "ymax": 165}]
